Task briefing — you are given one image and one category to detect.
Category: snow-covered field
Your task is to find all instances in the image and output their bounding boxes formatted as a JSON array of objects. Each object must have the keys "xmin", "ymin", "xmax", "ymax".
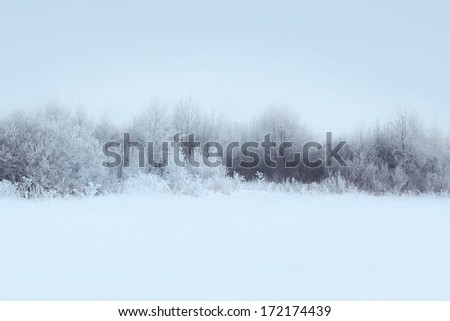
[{"xmin": 1, "ymin": 192, "xmax": 449, "ymax": 300}]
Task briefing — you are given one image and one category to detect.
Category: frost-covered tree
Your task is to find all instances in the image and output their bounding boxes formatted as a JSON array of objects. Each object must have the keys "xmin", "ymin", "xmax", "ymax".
[
  {"xmin": 0, "ymin": 106, "xmax": 106, "ymax": 197},
  {"xmin": 130, "ymin": 99, "xmax": 172, "ymax": 175},
  {"xmin": 236, "ymin": 106, "xmax": 313, "ymax": 182},
  {"xmin": 172, "ymin": 95, "xmax": 200, "ymax": 162},
  {"xmin": 172, "ymin": 95, "xmax": 200, "ymax": 137}
]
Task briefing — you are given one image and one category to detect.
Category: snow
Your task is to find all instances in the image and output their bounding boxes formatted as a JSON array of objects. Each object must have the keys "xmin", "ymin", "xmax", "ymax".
[{"xmin": 1, "ymin": 192, "xmax": 449, "ymax": 300}]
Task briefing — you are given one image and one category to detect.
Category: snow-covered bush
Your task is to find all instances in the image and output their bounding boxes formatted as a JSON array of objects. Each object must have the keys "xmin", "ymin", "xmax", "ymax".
[
  {"xmin": 0, "ymin": 180, "xmax": 18, "ymax": 198},
  {"xmin": 122, "ymin": 173, "xmax": 170, "ymax": 195},
  {"xmin": 207, "ymin": 175, "xmax": 233, "ymax": 195},
  {"xmin": 314, "ymin": 174, "xmax": 356, "ymax": 194},
  {"xmin": 160, "ymin": 149, "xmax": 203, "ymax": 196},
  {"xmin": 204, "ymin": 166, "xmax": 233, "ymax": 195},
  {"xmin": 0, "ymin": 108, "xmax": 107, "ymax": 197}
]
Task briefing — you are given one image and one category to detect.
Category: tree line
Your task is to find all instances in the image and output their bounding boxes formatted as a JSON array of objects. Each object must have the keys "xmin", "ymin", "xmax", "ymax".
[{"xmin": 1, "ymin": 98, "xmax": 449, "ymax": 197}]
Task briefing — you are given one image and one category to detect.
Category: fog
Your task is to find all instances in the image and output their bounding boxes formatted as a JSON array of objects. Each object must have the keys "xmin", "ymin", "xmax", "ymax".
[{"xmin": 1, "ymin": 0, "xmax": 449, "ymax": 133}]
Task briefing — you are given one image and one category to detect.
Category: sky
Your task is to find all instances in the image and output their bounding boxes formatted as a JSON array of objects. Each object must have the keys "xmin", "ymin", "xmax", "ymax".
[{"xmin": 0, "ymin": 0, "xmax": 449, "ymax": 134}]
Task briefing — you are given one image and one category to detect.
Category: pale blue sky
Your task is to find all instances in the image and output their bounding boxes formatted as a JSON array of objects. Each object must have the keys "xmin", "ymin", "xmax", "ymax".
[{"xmin": 0, "ymin": 0, "xmax": 449, "ymax": 132}]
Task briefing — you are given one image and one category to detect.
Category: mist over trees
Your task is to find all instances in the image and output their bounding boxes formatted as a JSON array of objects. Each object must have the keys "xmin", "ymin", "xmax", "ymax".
[{"xmin": 1, "ymin": 98, "xmax": 449, "ymax": 198}]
